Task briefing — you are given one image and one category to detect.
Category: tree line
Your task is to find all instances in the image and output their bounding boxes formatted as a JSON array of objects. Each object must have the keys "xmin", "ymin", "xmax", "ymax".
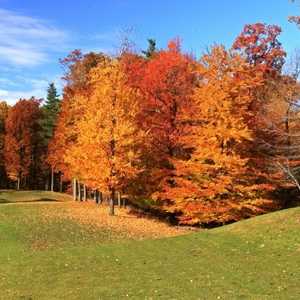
[
  {"xmin": 1, "ymin": 22, "xmax": 300, "ymax": 225},
  {"xmin": 0, "ymin": 83, "xmax": 60, "ymax": 191}
]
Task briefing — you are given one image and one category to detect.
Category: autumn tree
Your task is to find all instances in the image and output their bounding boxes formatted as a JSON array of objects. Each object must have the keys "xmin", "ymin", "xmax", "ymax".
[
  {"xmin": 150, "ymin": 46, "xmax": 265, "ymax": 224},
  {"xmin": 0, "ymin": 101, "xmax": 9, "ymax": 188},
  {"xmin": 65, "ymin": 59, "xmax": 145, "ymax": 215},
  {"xmin": 232, "ymin": 23, "xmax": 286, "ymax": 125},
  {"xmin": 47, "ymin": 50, "xmax": 85, "ymax": 183},
  {"xmin": 232, "ymin": 23, "xmax": 288, "ymax": 189},
  {"xmin": 123, "ymin": 39, "xmax": 198, "ymax": 201},
  {"xmin": 232, "ymin": 23, "xmax": 285, "ymax": 73},
  {"xmin": 4, "ymin": 98, "xmax": 42, "ymax": 190},
  {"xmin": 47, "ymin": 50, "xmax": 107, "ymax": 193},
  {"xmin": 260, "ymin": 68, "xmax": 300, "ymax": 194}
]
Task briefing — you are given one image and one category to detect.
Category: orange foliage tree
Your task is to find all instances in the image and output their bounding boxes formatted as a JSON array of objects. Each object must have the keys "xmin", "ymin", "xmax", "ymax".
[
  {"xmin": 4, "ymin": 98, "xmax": 42, "ymax": 189},
  {"xmin": 65, "ymin": 59, "xmax": 145, "ymax": 215},
  {"xmin": 232, "ymin": 23, "xmax": 290, "ymax": 190},
  {"xmin": 151, "ymin": 46, "xmax": 264, "ymax": 225},
  {"xmin": 47, "ymin": 51, "xmax": 107, "ymax": 185}
]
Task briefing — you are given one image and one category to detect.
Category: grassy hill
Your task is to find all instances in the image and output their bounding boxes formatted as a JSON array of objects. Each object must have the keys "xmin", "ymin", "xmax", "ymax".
[{"xmin": 0, "ymin": 190, "xmax": 300, "ymax": 299}]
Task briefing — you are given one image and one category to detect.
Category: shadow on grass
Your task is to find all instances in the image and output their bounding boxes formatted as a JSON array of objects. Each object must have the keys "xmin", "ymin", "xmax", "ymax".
[
  {"xmin": 36, "ymin": 198, "xmax": 61, "ymax": 202},
  {"xmin": 0, "ymin": 198, "xmax": 9, "ymax": 203},
  {"xmin": 0, "ymin": 198, "xmax": 61, "ymax": 204}
]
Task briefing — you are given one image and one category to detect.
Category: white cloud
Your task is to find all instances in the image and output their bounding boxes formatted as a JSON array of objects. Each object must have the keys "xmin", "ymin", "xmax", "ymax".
[
  {"xmin": 0, "ymin": 77, "xmax": 63, "ymax": 105},
  {"xmin": 0, "ymin": 9, "xmax": 67, "ymax": 105},
  {"xmin": 0, "ymin": 9, "xmax": 125, "ymax": 105},
  {"xmin": 0, "ymin": 8, "xmax": 68, "ymax": 67},
  {"xmin": 0, "ymin": 88, "xmax": 44, "ymax": 105}
]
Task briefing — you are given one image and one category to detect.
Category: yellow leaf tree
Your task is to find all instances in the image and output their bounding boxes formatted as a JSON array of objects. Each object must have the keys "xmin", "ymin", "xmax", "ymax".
[
  {"xmin": 154, "ymin": 46, "xmax": 263, "ymax": 225},
  {"xmin": 47, "ymin": 51, "xmax": 108, "ymax": 188},
  {"xmin": 66, "ymin": 59, "xmax": 145, "ymax": 215}
]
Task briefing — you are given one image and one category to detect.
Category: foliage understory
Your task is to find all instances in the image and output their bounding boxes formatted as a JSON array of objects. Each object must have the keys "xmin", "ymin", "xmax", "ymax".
[
  {"xmin": 130, "ymin": 190, "xmax": 288, "ymax": 227},
  {"xmin": 1, "ymin": 190, "xmax": 300, "ymax": 299}
]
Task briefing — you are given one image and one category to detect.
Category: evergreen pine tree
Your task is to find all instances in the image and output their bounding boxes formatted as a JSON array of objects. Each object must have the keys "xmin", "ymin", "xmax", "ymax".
[
  {"xmin": 42, "ymin": 83, "xmax": 61, "ymax": 143},
  {"xmin": 41, "ymin": 83, "xmax": 61, "ymax": 191},
  {"xmin": 142, "ymin": 39, "xmax": 156, "ymax": 58}
]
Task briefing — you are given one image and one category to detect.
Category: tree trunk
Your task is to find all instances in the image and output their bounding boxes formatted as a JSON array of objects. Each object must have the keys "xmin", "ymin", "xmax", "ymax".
[
  {"xmin": 78, "ymin": 182, "xmax": 82, "ymax": 201},
  {"xmin": 83, "ymin": 184, "xmax": 87, "ymax": 201},
  {"xmin": 73, "ymin": 178, "xmax": 77, "ymax": 201},
  {"xmin": 45, "ymin": 179, "xmax": 49, "ymax": 191},
  {"xmin": 59, "ymin": 173, "xmax": 63, "ymax": 192},
  {"xmin": 50, "ymin": 167, "xmax": 54, "ymax": 192},
  {"xmin": 117, "ymin": 192, "xmax": 121, "ymax": 207},
  {"xmin": 109, "ymin": 189, "xmax": 115, "ymax": 216},
  {"xmin": 16, "ymin": 177, "xmax": 20, "ymax": 191},
  {"xmin": 277, "ymin": 161, "xmax": 300, "ymax": 192},
  {"xmin": 99, "ymin": 192, "xmax": 103, "ymax": 204}
]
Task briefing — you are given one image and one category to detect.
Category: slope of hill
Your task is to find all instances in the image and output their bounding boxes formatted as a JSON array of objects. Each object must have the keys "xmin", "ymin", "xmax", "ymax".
[{"xmin": 0, "ymin": 190, "xmax": 299, "ymax": 299}]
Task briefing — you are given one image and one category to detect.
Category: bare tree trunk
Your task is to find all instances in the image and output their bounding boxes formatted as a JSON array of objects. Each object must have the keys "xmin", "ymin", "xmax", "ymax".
[
  {"xmin": 117, "ymin": 191, "xmax": 121, "ymax": 207},
  {"xmin": 109, "ymin": 188, "xmax": 115, "ymax": 216},
  {"xmin": 73, "ymin": 178, "xmax": 77, "ymax": 201},
  {"xmin": 277, "ymin": 161, "xmax": 300, "ymax": 192},
  {"xmin": 59, "ymin": 173, "xmax": 63, "ymax": 192},
  {"xmin": 108, "ymin": 93, "xmax": 117, "ymax": 216},
  {"xmin": 78, "ymin": 182, "xmax": 82, "ymax": 201},
  {"xmin": 16, "ymin": 177, "xmax": 20, "ymax": 191},
  {"xmin": 83, "ymin": 184, "xmax": 87, "ymax": 201},
  {"xmin": 51, "ymin": 167, "xmax": 54, "ymax": 192}
]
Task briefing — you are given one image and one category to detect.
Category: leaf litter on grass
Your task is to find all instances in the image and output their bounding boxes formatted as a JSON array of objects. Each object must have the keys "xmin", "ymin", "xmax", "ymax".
[{"xmin": 41, "ymin": 201, "xmax": 191, "ymax": 241}]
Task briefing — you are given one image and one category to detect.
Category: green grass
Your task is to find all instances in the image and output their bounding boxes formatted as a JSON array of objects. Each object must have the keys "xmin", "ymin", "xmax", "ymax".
[{"xmin": 1, "ymin": 190, "xmax": 300, "ymax": 299}]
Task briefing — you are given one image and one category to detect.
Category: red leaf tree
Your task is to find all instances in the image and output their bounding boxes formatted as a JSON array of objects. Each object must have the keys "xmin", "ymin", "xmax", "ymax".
[
  {"xmin": 124, "ymin": 39, "xmax": 198, "ymax": 198},
  {"xmin": 0, "ymin": 101, "xmax": 9, "ymax": 188},
  {"xmin": 4, "ymin": 98, "xmax": 42, "ymax": 189}
]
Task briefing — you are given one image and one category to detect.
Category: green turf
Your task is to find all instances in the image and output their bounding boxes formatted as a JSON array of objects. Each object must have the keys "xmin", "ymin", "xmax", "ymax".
[{"xmin": 0, "ymin": 190, "xmax": 300, "ymax": 299}]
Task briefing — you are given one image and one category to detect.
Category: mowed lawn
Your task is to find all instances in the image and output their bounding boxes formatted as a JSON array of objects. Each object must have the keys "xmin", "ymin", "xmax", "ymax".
[{"xmin": 0, "ymin": 191, "xmax": 300, "ymax": 299}]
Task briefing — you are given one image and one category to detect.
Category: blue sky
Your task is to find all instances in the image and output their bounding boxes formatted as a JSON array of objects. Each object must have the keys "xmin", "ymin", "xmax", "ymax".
[{"xmin": 0, "ymin": 0, "xmax": 299, "ymax": 104}]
